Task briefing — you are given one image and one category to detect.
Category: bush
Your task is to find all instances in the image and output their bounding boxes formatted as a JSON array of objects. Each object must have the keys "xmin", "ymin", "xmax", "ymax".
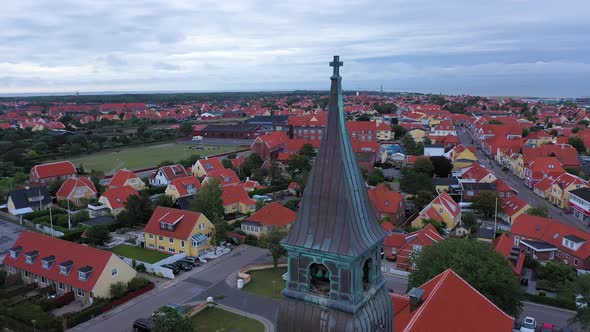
[
  {"xmin": 60, "ymin": 228, "xmax": 86, "ymax": 242},
  {"xmin": 110, "ymin": 281, "xmax": 127, "ymax": 299},
  {"xmin": 245, "ymin": 234, "xmax": 258, "ymax": 246},
  {"xmin": 66, "ymin": 298, "xmax": 109, "ymax": 328},
  {"xmin": 136, "ymin": 263, "xmax": 146, "ymax": 273},
  {"xmin": 523, "ymin": 293, "xmax": 576, "ymax": 310},
  {"xmin": 248, "ymin": 184, "xmax": 289, "ymax": 197},
  {"xmin": 6, "ymin": 302, "xmax": 63, "ymax": 331},
  {"xmin": 23, "ymin": 208, "xmax": 61, "ymax": 220},
  {"xmin": 127, "ymin": 277, "xmax": 151, "ymax": 292}
]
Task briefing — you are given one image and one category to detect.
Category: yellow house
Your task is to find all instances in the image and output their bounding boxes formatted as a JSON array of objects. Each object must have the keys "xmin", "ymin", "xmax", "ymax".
[
  {"xmin": 508, "ymin": 154, "xmax": 525, "ymax": 178},
  {"xmin": 548, "ymin": 173, "xmax": 587, "ymax": 209},
  {"xmin": 4, "ymin": 231, "xmax": 136, "ymax": 304},
  {"xmin": 408, "ymin": 128, "xmax": 427, "ymax": 143},
  {"xmin": 376, "ymin": 122, "xmax": 392, "ymax": 141},
  {"xmin": 108, "ymin": 169, "xmax": 145, "ymax": 191},
  {"xmin": 98, "ymin": 186, "xmax": 139, "ymax": 216},
  {"xmin": 165, "ymin": 176, "xmax": 202, "ymax": 200},
  {"xmin": 222, "ymin": 185, "xmax": 257, "ymax": 215},
  {"xmin": 144, "ymin": 206, "xmax": 214, "ymax": 257},
  {"xmin": 499, "ymin": 196, "xmax": 531, "ymax": 225},
  {"xmin": 428, "ymin": 117, "xmax": 443, "ymax": 128},
  {"xmin": 450, "ymin": 145, "xmax": 478, "ymax": 170},
  {"xmin": 192, "ymin": 158, "xmax": 224, "ymax": 178},
  {"xmin": 56, "ymin": 177, "xmax": 98, "ymax": 206},
  {"xmin": 412, "ymin": 192, "xmax": 461, "ymax": 230}
]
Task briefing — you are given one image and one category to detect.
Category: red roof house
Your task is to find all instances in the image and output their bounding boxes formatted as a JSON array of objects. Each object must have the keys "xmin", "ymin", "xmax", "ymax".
[
  {"xmin": 493, "ymin": 233, "xmax": 525, "ymax": 275},
  {"xmin": 193, "ymin": 158, "xmax": 224, "ymax": 178},
  {"xmin": 108, "ymin": 169, "xmax": 145, "ymax": 191},
  {"xmin": 56, "ymin": 177, "xmax": 98, "ymax": 206},
  {"xmin": 203, "ymin": 168, "xmax": 240, "ymax": 187},
  {"xmin": 250, "ymin": 131, "xmax": 289, "ymax": 160},
  {"xmin": 30, "ymin": 161, "xmax": 77, "ymax": 184},
  {"xmin": 222, "ymin": 185, "xmax": 256, "ymax": 215},
  {"xmin": 165, "ymin": 176, "xmax": 202, "ymax": 199},
  {"xmin": 524, "ymin": 157, "xmax": 565, "ymax": 188},
  {"xmin": 384, "ymin": 224, "xmax": 443, "ymax": 270},
  {"xmin": 98, "ymin": 186, "xmax": 138, "ymax": 216},
  {"xmin": 149, "ymin": 164, "xmax": 189, "ymax": 186},
  {"xmin": 368, "ymin": 183, "xmax": 406, "ymax": 226},
  {"xmin": 241, "ymin": 202, "xmax": 297, "ymax": 237},
  {"xmin": 392, "ymin": 269, "xmax": 514, "ymax": 332}
]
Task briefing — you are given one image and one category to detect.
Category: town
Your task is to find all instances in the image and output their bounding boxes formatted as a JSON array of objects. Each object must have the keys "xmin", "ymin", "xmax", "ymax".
[{"xmin": 0, "ymin": 69, "xmax": 589, "ymax": 332}]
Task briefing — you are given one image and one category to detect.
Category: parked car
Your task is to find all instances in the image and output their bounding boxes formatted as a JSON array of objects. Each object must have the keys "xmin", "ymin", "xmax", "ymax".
[
  {"xmin": 576, "ymin": 294, "xmax": 587, "ymax": 309},
  {"xmin": 520, "ymin": 317, "xmax": 537, "ymax": 332},
  {"xmin": 133, "ymin": 318, "xmax": 153, "ymax": 332},
  {"xmin": 253, "ymin": 194, "xmax": 272, "ymax": 202},
  {"xmin": 181, "ymin": 256, "xmax": 200, "ymax": 266},
  {"xmin": 174, "ymin": 260, "xmax": 193, "ymax": 271},
  {"xmin": 226, "ymin": 236, "xmax": 240, "ymax": 245},
  {"xmin": 541, "ymin": 322, "xmax": 554, "ymax": 332},
  {"xmin": 161, "ymin": 263, "xmax": 180, "ymax": 275}
]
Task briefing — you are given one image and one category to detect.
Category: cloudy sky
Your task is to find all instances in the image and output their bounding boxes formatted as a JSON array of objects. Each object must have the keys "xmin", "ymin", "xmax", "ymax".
[{"xmin": 1, "ymin": 0, "xmax": 589, "ymax": 97}]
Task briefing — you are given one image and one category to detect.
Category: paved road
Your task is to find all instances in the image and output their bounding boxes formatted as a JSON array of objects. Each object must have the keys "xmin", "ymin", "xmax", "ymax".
[
  {"xmin": 0, "ymin": 217, "xmax": 26, "ymax": 262},
  {"xmin": 457, "ymin": 128, "xmax": 587, "ymax": 231},
  {"xmin": 72, "ymin": 245, "xmax": 268, "ymax": 332},
  {"xmin": 179, "ymin": 138, "xmax": 254, "ymax": 147},
  {"xmin": 383, "ymin": 273, "xmax": 579, "ymax": 331}
]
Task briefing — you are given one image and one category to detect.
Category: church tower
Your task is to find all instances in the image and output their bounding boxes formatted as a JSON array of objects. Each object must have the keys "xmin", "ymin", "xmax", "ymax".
[{"xmin": 276, "ymin": 56, "xmax": 393, "ymax": 332}]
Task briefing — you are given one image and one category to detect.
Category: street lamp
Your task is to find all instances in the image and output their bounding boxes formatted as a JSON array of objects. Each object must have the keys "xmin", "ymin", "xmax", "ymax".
[{"xmin": 31, "ymin": 319, "xmax": 36, "ymax": 332}]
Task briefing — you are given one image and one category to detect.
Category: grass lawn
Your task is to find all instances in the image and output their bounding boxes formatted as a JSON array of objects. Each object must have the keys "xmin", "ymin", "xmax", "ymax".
[
  {"xmin": 242, "ymin": 267, "xmax": 287, "ymax": 300},
  {"xmin": 192, "ymin": 307, "xmax": 264, "ymax": 332},
  {"xmin": 64, "ymin": 143, "xmax": 238, "ymax": 174},
  {"xmin": 109, "ymin": 244, "xmax": 171, "ymax": 264}
]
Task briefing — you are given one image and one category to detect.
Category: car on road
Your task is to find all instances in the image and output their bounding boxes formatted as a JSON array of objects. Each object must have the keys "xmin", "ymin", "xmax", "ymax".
[
  {"xmin": 253, "ymin": 194, "xmax": 272, "ymax": 202},
  {"xmin": 133, "ymin": 318, "xmax": 153, "ymax": 332},
  {"xmin": 174, "ymin": 260, "xmax": 193, "ymax": 271},
  {"xmin": 576, "ymin": 294, "xmax": 587, "ymax": 309},
  {"xmin": 541, "ymin": 322, "xmax": 554, "ymax": 332},
  {"xmin": 161, "ymin": 263, "xmax": 180, "ymax": 275},
  {"xmin": 520, "ymin": 317, "xmax": 536, "ymax": 332}
]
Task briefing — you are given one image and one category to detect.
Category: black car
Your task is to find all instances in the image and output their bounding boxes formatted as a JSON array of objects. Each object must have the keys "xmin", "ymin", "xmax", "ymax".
[
  {"xmin": 180, "ymin": 258, "xmax": 200, "ymax": 267},
  {"xmin": 161, "ymin": 264, "xmax": 180, "ymax": 274},
  {"xmin": 174, "ymin": 260, "xmax": 193, "ymax": 271},
  {"xmin": 133, "ymin": 318, "xmax": 153, "ymax": 332},
  {"xmin": 226, "ymin": 236, "xmax": 240, "ymax": 245}
]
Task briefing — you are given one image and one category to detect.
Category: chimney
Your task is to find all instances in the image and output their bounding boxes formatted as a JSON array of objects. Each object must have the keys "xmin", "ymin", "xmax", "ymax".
[
  {"xmin": 246, "ymin": 177, "xmax": 250, "ymax": 182},
  {"xmin": 408, "ymin": 287, "xmax": 425, "ymax": 312},
  {"xmin": 25, "ymin": 186, "xmax": 30, "ymax": 190}
]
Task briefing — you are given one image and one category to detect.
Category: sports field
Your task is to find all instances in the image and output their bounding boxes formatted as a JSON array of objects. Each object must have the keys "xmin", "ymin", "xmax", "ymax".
[{"xmin": 64, "ymin": 143, "xmax": 237, "ymax": 174}]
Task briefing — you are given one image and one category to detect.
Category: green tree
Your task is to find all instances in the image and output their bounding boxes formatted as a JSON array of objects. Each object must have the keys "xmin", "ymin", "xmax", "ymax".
[
  {"xmin": 209, "ymin": 214, "xmax": 228, "ymax": 246},
  {"xmin": 471, "ymin": 192, "xmax": 502, "ymax": 218},
  {"xmin": 429, "ymin": 156, "xmax": 453, "ymax": 178},
  {"xmin": 489, "ymin": 120, "xmax": 504, "ymax": 125},
  {"xmin": 299, "ymin": 143, "xmax": 316, "ymax": 158},
  {"xmin": 48, "ymin": 180, "xmax": 64, "ymax": 196},
  {"xmin": 526, "ymin": 204, "xmax": 549, "ymax": 218},
  {"xmin": 221, "ymin": 158, "xmax": 234, "ymax": 170},
  {"xmin": 392, "ymin": 125, "xmax": 407, "ymax": 140},
  {"xmin": 110, "ymin": 281, "xmax": 127, "ymax": 299},
  {"xmin": 409, "ymin": 238, "xmax": 523, "ymax": 317},
  {"xmin": 287, "ymin": 154, "xmax": 311, "ymax": 179},
  {"xmin": 400, "ymin": 169, "xmax": 435, "ymax": 195},
  {"xmin": 367, "ymin": 169, "xmax": 385, "ymax": 186},
  {"xmin": 266, "ymin": 227, "xmax": 287, "ymax": 268},
  {"xmin": 569, "ymin": 137, "xmax": 587, "ymax": 154},
  {"xmin": 522, "ymin": 128, "xmax": 530, "ymax": 138},
  {"xmin": 536, "ymin": 261, "xmax": 575, "ymax": 292},
  {"xmin": 420, "ymin": 218, "xmax": 447, "ymax": 235},
  {"xmin": 153, "ymin": 306, "xmax": 194, "ymax": 332},
  {"xmin": 116, "ymin": 194, "xmax": 153, "ymax": 227},
  {"xmin": 401, "ymin": 134, "xmax": 419, "ymax": 155},
  {"xmin": 414, "ymin": 157, "xmax": 434, "ymax": 176},
  {"xmin": 155, "ymin": 194, "xmax": 175, "ymax": 208},
  {"xmin": 240, "ymin": 153, "xmax": 263, "ymax": 177},
  {"xmin": 569, "ymin": 274, "xmax": 590, "ymax": 329},
  {"xmin": 578, "ymin": 120, "xmax": 590, "ymax": 126},
  {"xmin": 179, "ymin": 122, "xmax": 194, "ymax": 136},
  {"xmin": 86, "ymin": 225, "xmax": 112, "ymax": 245},
  {"xmin": 190, "ymin": 180, "xmax": 224, "ymax": 221},
  {"xmin": 411, "ymin": 190, "xmax": 435, "ymax": 211},
  {"xmin": 461, "ymin": 212, "xmax": 479, "ymax": 233}
]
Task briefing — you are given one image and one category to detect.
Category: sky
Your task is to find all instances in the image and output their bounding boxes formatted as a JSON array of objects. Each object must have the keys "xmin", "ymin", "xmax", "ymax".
[{"xmin": 1, "ymin": 0, "xmax": 589, "ymax": 97}]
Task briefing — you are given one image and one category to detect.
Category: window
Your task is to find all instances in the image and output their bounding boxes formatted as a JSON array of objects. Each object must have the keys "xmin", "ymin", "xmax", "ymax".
[
  {"xmin": 40, "ymin": 276, "xmax": 47, "ymax": 284},
  {"xmin": 413, "ymin": 245, "xmax": 423, "ymax": 252},
  {"xmin": 60, "ymin": 266, "xmax": 70, "ymax": 275},
  {"xmin": 181, "ymin": 240, "xmax": 185, "ymax": 248},
  {"xmin": 574, "ymin": 258, "xmax": 579, "ymax": 266},
  {"xmin": 179, "ymin": 250, "xmax": 185, "ymax": 254},
  {"xmin": 391, "ymin": 248, "xmax": 397, "ymax": 254},
  {"xmin": 439, "ymin": 208, "xmax": 443, "ymax": 214},
  {"xmin": 78, "ymin": 271, "xmax": 88, "ymax": 281},
  {"xmin": 148, "ymin": 233, "xmax": 154, "ymax": 239},
  {"xmin": 169, "ymin": 248, "xmax": 176, "ymax": 253},
  {"xmin": 7, "ymin": 266, "xmax": 16, "ymax": 274},
  {"xmin": 199, "ymin": 223, "xmax": 206, "ymax": 230},
  {"xmin": 42, "ymin": 261, "xmax": 51, "ymax": 269},
  {"xmin": 158, "ymin": 236, "xmax": 163, "ymax": 241},
  {"xmin": 76, "ymin": 288, "xmax": 84, "ymax": 297},
  {"xmin": 169, "ymin": 238, "xmax": 174, "ymax": 244},
  {"xmin": 557, "ymin": 251, "xmax": 561, "ymax": 258},
  {"xmin": 149, "ymin": 244, "xmax": 155, "ymax": 248},
  {"xmin": 158, "ymin": 245, "xmax": 165, "ymax": 250},
  {"xmin": 25, "ymin": 256, "xmax": 34, "ymax": 264},
  {"xmin": 24, "ymin": 271, "xmax": 30, "ymax": 278},
  {"xmin": 566, "ymin": 254, "xmax": 570, "ymax": 259},
  {"xmin": 111, "ymin": 269, "xmax": 118, "ymax": 277},
  {"xmin": 57, "ymin": 282, "xmax": 65, "ymax": 291}
]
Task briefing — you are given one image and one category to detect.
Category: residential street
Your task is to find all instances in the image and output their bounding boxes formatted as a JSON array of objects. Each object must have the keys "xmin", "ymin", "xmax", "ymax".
[
  {"xmin": 0, "ymin": 217, "xmax": 26, "ymax": 262},
  {"xmin": 457, "ymin": 128, "xmax": 587, "ymax": 231},
  {"xmin": 71, "ymin": 245, "xmax": 269, "ymax": 332},
  {"xmin": 382, "ymin": 273, "xmax": 579, "ymax": 331}
]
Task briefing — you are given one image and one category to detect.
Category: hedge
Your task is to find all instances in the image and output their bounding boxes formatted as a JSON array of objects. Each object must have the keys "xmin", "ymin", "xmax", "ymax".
[
  {"xmin": 523, "ymin": 293, "xmax": 577, "ymax": 311},
  {"xmin": 65, "ymin": 298, "xmax": 109, "ymax": 328},
  {"xmin": 248, "ymin": 184, "xmax": 289, "ymax": 197}
]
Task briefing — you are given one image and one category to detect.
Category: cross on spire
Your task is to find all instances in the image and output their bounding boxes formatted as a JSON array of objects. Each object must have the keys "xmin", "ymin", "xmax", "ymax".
[{"xmin": 330, "ymin": 55, "xmax": 343, "ymax": 78}]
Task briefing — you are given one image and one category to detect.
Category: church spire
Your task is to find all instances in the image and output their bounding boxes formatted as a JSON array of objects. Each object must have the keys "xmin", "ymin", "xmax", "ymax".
[{"xmin": 282, "ymin": 56, "xmax": 389, "ymax": 256}]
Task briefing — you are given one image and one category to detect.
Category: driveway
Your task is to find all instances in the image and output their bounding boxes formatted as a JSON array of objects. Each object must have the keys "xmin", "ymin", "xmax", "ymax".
[
  {"xmin": 457, "ymin": 128, "xmax": 587, "ymax": 231},
  {"xmin": 0, "ymin": 218, "xmax": 26, "ymax": 262},
  {"xmin": 71, "ymin": 245, "xmax": 268, "ymax": 332}
]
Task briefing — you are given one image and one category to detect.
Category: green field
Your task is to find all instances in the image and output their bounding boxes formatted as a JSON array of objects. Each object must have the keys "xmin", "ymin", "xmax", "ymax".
[
  {"xmin": 109, "ymin": 244, "xmax": 171, "ymax": 264},
  {"xmin": 243, "ymin": 267, "xmax": 287, "ymax": 299},
  {"xmin": 192, "ymin": 307, "xmax": 264, "ymax": 332},
  {"xmin": 64, "ymin": 143, "xmax": 238, "ymax": 174}
]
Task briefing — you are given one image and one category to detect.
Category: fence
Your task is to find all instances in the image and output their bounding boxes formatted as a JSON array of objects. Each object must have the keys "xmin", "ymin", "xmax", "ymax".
[
  {"xmin": 119, "ymin": 252, "xmax": 187, "ymax": 279},
  {"xmin": 238, "ymin": 263, "xmax": 287, "ymax": 286},
  {"xmin": 101, "ymin": 282, "xmax": 155, "ymax": 313}
]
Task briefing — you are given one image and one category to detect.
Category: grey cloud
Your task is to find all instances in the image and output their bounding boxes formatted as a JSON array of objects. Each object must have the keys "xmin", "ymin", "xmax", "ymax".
[{"xmin": 153, "ymin": 62, "xmax": 181, "ymax": 71}]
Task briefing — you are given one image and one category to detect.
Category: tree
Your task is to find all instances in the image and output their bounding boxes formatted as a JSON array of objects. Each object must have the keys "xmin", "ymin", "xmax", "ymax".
[
  {"xmin": 400, "ymin": 169, "xmax": 435, "ymax": 195},
  {"xmin": 489, "ymin": 120, "xmax": 504, "ymax": 125},
  {"xmin": 429, "ymin": 156, "xmax": 453, "ymax": 178},
  {"xmin": 411, "ymin": 190, "xmax": 435, "ymax": 211},
  {"xmin": 521, "ymin": 128, "xmax": 529, "ymax": 138},
  {"xmin": 210, "ymin": 214, "xmax": 228, "ymax": 246},
  {"xmin": 401, "ymin": 134, "xmax": 419, "ymax": 155},
  {"xmin": 299, "ymin": 143, "xmax": 316, "ymax": 158},
  {"xmin": 179, "ymin": 122, "xmax": 194, "ymax": 136},
  {"xmin": 569, "ymin": 274, "xmax": 590, "ymax": 329},
  {"xmin": 221, "ymin": 158, "xmax": 234, "ymax": 170},
  {"xmin": 91, "ymin": 176, "xmax": 104, "ymax": 194},
  {"xmin": 409, "ymin": 238, "xmax": 523, "ymax": 317},
  {"xmin": 153, "ymin": 306, "xmax": 194, "ymax": 332},
  {"xmin": 374, "ymin": 103, "xmax": 398, "ymax": 114},
  {"xmin": 461, "ymin": 212, "xmax": 479, "ymax": 233},
  {"xmin": 367, "ymin": 169, "xmax": 385, "ymax": 186},
  {"xmin": 287, "ymin": 154, "xmax": 311, "ymax": 179},
  {"xmin": 392, "ymin": 125, "xmax": 407, "ymax": 140},
  {"xmin": 85, "ymin": 225, "xmax": 112, "ymax": 245},
  {"xmin": 265, "ymin": 228, "xmax": 287, "ymax": 268},
  {"xmin": 536, "ymin": 261, "xmax": 575, "ymax": 292},
  {"xmin": 110, "ymin": 281, "xmax": 127, "ymax": 299},
  {"xmin": 116, "ymin": 194, "xmax": 153, "ymax": 227},
  {"xmin": 420, "ymin": 218, "xmax": 446, "ymax": 235},
  {"xmin": 471, "ymin": 192, "xmax": 502, "ymax": 218},
  {"xmin": 526, "ymin": 204, "xmax": 549, "ymax": 218},
  {"xmin": 240, "ymin": 153, "xmax": 263, "ymax": 177},
  {"xmin": 190, "ymin": 180, "xmax": 224, "ymax": 221},
  {"xmin": 155, "ymin": 194, "xmax": 175, "ymax": 208},
  {"xmin": 414, "ymin": 158, "xmax": 434, "ymax": 176},
  {"xmin": 48, "ymin": 180, "xmax": 64, "ymax": 196},
  {"xmin": 569, "ymin": 137, "xmax": 587, "ymax": 154},
  {"xmin": 578, "ymin": 120, "xmax": 590, "ymax": 127}
]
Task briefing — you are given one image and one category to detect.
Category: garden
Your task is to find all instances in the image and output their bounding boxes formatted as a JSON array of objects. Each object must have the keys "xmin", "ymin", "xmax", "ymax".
[
  {"xmin": 109, "ymin": 244, "xmax": 171, "ymax": 264},
  {"xmin": 242, "ymin": 267, "xmax": 287, "ymax": 300},
  {"xmin": 191, "ymin": 306, "xmax": 264, "ymax": 332}
]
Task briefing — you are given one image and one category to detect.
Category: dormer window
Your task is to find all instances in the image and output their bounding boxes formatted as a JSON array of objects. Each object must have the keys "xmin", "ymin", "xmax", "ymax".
[
  {"xmin": 78, "ymin": 266, "xmax": 93, "ymax": 281},
  {"xmin": 41, "ymin": 255, "xmax": 55, "ymax": 270},
  {"xmin": 59, "ymin": 260, "xmax": 74, "ymax": 275},
  {"xmin": 9, "ymin": 246, "xmax": 22, "ymax": 259},
  {"xmin": 25, "ymin": 250, "xmax": 39, "ymax": 264}
]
